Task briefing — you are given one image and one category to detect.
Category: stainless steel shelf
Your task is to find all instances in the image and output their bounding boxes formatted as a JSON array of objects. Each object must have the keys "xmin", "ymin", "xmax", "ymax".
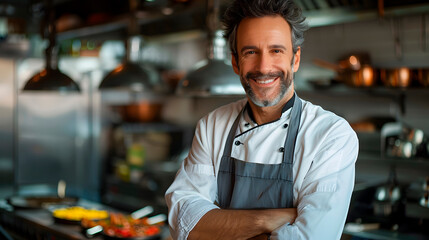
[
  {"xmin": 358, "ymin": 152, "xmax": 429, "ymax": 168},
  {"xmin": 343, "ymin": 228, "xmax": 428, "ymax": 240}
]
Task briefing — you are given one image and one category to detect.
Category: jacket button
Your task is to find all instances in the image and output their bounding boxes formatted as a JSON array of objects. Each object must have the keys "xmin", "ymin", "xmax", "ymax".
[
  {"xmin": 235, "ymin": 140, "xmax": 241, "ymax": 146},
  {"xmin": 283, "ymin": 124, "xmax": 288, "ymax": 128},
  {"xmin": 279, "ymin": 147, "xmax": 285, "ymax": 152}
]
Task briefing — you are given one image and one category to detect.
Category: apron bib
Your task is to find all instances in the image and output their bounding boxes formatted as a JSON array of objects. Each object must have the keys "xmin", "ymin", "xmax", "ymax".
[{"xmin": 217, "ymin": 94, "xmax": 302, "ymax": 209}]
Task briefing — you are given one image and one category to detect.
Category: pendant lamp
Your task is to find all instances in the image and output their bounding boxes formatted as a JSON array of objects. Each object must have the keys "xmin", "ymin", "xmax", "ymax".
[
  {"xmin": 175, "ymin": 0, "xmax": 244, "ymax": 96},
  {"xmin": 23, "ymin": 0, "xmax": 80, "ymax": 92},
  {"xmin": 98, "ymin": 0, "xmax": 160, "ymax": 92}
]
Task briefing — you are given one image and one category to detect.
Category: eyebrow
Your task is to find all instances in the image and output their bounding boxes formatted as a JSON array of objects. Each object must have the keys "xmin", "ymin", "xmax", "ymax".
[{"xmin": 240, "ymin": 45, "xmax": 287, "ymax": 54}]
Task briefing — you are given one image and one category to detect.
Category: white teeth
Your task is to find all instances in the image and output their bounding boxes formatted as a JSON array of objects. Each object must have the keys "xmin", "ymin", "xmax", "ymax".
[{"xmin": 256, "ymin": 78, "xmax": 275, "ymax": 84}]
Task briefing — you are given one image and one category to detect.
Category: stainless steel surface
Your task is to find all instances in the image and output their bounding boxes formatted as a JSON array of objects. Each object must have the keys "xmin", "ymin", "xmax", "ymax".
[
  {"xmin": 298, "ymin": 0, "xmax": 429, "ymax": 27},
  {"xmin": 14, "ymin": 57, "xmax": 105, "ymax": 200},
  {"xmin": 0, "ymin": 58, "xmax": 15, "ymax": 198}
]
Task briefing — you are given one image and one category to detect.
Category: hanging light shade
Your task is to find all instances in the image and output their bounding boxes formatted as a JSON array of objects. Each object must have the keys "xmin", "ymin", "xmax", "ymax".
[
  {"xmin": 23, "ymin": 68, "xmax": 80, "ymax": 91},
  {"xmin": 176, "ymin": 58, "xmax": 243, "ymax": 96},
  {"xmin": 99, "ymin": 61, "xmax": 151, "ymax": 92},
  {"xmin": 175, "ymin": 0, "xmax": 244, "ymax": 97},
  {"xmin": 98, "ymin": 36, "xmax": 156, "ymax": 92},
  {"xmin": 22, "ymin": 0, "xmax": 80, "ymax": 92},
  {"xmin": 99, "ymin": 0, "xmax": 160, "ymax": 92}
]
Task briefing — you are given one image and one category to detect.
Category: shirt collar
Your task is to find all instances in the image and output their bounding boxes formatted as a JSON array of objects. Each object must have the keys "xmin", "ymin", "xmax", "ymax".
[{"xmin": 245, "ymin": 93, "xmax": 296, "ymax": 124}]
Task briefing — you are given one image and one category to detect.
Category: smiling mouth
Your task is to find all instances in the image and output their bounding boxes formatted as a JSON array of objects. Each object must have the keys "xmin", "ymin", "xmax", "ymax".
[
  {"xmin": 254, "ymin": 78, "xmax": 277, "ymax": 84},
  {"xmin": 246, "ymin": 71, "xmax": 283, "ymax": 86}
]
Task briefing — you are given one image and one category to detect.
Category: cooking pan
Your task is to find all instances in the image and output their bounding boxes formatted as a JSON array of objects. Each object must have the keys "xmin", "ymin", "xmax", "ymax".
[
  {"xmin": 7, "ymin": 195, "xmax": 78, "ymax": 210},
  {"xmin": 312, "ymin": 56, "xmax": 376, "ymax": 87},
  {"xmin": 82, "ymin": 206, "xmax": 165, "ymax": 240},
  {"xmin": 84, "ymin": 213, "xmax": 165, "ymax": 240},
  {"xmin": 117, "ymin": 101, "xmax": 163, "ymax": 123}
]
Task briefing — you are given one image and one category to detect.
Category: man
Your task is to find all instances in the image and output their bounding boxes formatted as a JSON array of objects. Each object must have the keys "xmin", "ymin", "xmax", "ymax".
[{"xmin": 165, "ymin": 0, "xmax": 359, "ymax": 239}]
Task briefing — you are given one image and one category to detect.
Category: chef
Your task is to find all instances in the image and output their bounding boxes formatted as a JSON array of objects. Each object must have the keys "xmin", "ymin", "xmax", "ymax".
[{"xmin": 165, "ymin": 0, "xmax": 359, "ymax": 239}]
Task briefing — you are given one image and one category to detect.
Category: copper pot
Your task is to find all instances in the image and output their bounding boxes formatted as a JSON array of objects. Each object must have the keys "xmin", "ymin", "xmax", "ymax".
[
  {"xmin": 380, "ymin": 67, "xmax": 412, "ymax": 88},
  {"xmin": 416, "ymin": 68, "xmax": 429, "ymax": 87},
  {"xmin": 313, "ymin": 54, "xmax": 375, "ymax": 87},
  {"xmin": 120, "ymin": 101, "xmax": 163, "ymax": 122},
  {"xmin": 343, "ymin": 65, "xmax": 376, "ymax": 87}
]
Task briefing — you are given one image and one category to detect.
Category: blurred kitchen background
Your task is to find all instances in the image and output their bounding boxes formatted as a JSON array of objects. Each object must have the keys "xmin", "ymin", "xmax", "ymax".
[{"xmin": 1, "ymin": 0, "xmax": 429, "ymax": 239}]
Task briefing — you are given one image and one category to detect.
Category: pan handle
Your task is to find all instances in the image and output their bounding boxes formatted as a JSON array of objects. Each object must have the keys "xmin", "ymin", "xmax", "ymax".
[
  {"xmin": 86, "ymin": 225, "xmax": 103, "ymax": 238},
  {"xmin": 131, "ymin": 206, "xmax": 154, "ymax": 219},
  {"xmin": 147, "ymin": 214, "xmax": 167, "ymax": 225}
]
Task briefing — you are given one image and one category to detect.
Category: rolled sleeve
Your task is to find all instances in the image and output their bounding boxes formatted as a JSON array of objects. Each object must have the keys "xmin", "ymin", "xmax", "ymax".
[
  {"xmin": 272, "ymin": 124, "xmax": 359, "ymax": 240},
  {"xmin": 165, "ymin": 162, "xmax": 220, "ymax": 239},
  {"xmin": 165, "ymin": 118, "xmax": 220, "ymax": 240}
]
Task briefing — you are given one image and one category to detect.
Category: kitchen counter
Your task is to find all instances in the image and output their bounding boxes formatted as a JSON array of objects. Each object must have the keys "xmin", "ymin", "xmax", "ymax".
[
  {"xmin": 0, "ymin": 198, "xmax": 169, "ymax": 240},
  {"xmin": 0, "ymin": 199, "xmax": 104, "ymax": 240}
]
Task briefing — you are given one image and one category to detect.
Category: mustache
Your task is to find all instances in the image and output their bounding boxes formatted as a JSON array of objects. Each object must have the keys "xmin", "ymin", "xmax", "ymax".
[{"xmin": 245, "ymin": 71, "xmax": 285, "ymax": 80}]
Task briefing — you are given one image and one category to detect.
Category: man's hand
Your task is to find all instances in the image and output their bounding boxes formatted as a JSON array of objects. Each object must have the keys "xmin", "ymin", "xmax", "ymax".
[{"xmin": 188, "ymin": 208, "xmax": 297, "ymax": 240}]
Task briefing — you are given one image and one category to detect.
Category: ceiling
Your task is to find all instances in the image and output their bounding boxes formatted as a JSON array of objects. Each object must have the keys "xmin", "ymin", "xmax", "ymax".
[{"xmin": 2, "ymin": 0, "xmax": 429, "ymax": 37}]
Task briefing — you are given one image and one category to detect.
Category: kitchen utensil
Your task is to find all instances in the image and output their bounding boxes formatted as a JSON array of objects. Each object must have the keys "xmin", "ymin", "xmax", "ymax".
[
  {"xmin": 380, "ymin": 67, "xmax": 412, "ymax": 88},
  {"xmin": 381, "ymin": 122, "xmax": 428, "ymax": 159},
  {"xmin": 420, "ymin": 177, "xmax": 429, "ymax": 208},
  {"xmin": 373, "ymin": 166, "xmax": 404, "ymax": 218},
  {"xmin": 313, "ymin": 54, "xmax": 376, "ymax": 87},
  {"xmin": 7, "ymin": 195, "xmax": 78, "ymax": 209},
  {"xmin": 131, "ymin": 206, "xmax": 154, "ymax": 220},
  {"xmin": 57, "ymin": 179, "xmax": 66, "ymax": 198},
  {"xmin": 119, "ymin": 101, "xmax": 163, "ymax": 122},
  {"xmin": 416, "ymin": 68, "xmax": 429, "ymax": 87},
  {"xmin": 343, "ymin": 65, "xmax": 376, "ymax": 87}
]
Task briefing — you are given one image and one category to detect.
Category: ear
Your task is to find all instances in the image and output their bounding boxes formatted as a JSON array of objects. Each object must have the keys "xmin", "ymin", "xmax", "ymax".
[
  {"xmin": 231, "ymin": 53, "xmax": 240, "ymax": 75},
  {"xmin": 293, "ymin": 47, "xmax": 301, "ymax": 73}
]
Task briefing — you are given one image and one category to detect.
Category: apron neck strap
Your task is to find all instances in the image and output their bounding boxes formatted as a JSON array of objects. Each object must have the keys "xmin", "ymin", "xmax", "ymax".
[
  {"xmin": 222, "ymin": 106, "xmax": 244, "ymax": 158},
  {"xmin": 221, "ymin": 93, "xmax": 302, "ymax": 161},
  {"xmin": 283, "ymin": 94, "xmax": 302, "ymax": 164}
]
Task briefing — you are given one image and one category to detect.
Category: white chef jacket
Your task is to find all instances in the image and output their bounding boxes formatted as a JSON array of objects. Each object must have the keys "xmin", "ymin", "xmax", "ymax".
[{"xmin": 165, "ymin": 97, "xmax": 359, "ymax": 240}]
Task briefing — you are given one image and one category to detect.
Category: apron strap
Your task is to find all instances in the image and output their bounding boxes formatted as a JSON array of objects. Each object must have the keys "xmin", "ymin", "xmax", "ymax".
[
  {"xmin": 283, "ymin": 94, "xmax": 302, "ymax": 165},
  {"xmin": 221, "ymin": 107, "xmax": 245, "ymax": 159}
]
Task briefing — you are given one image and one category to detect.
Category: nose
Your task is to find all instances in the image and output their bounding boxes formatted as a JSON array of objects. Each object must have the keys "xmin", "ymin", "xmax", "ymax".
[{"xmin": 255, "ymin": 52, "xmax": 272, "ymax": 73}]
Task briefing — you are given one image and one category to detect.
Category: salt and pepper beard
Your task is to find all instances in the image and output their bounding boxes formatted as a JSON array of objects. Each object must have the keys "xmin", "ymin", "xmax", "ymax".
[{"xmin": 240, "ymin": 61, "xmax": 295, "ymax": 107}]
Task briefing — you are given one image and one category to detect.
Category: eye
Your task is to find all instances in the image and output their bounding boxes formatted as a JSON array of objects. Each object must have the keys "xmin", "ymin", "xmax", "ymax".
[
  {"xmin": 272, "ymin": 49, "xmax": 283, "ymax": 54},
  {"xmin": 244, "ymin": 50, "xmax": 256, "ymax": 55}
]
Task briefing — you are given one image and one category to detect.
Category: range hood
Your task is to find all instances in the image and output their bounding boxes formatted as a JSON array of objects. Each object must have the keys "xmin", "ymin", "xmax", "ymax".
[
  {"xmin": 296, "ymin": 0, "xmax": 429, "ymax": 27},
  {"xmin": 175, "ymin": 0, "xmax": 244, "ymax": 97}
]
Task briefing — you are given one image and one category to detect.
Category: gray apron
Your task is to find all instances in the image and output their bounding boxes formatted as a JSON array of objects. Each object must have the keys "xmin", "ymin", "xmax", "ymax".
[{"xmin": 217, "ymin": 94, "xmax": 302, "ymax": 209}]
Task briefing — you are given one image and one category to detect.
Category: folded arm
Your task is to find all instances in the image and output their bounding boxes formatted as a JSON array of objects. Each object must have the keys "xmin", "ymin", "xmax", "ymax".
[
  {"xmin": 271, "ymin": 122, "xmax": 359, "ymax": 240},
  {"xmin": 189, "ymin": 208, "xmax": 297, "ymax": 240}
]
